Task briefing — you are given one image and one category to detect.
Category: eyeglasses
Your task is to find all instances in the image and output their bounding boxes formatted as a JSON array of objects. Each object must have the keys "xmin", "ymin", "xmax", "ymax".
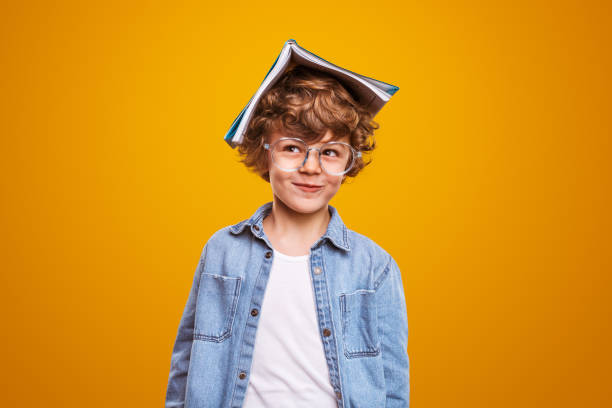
[{"xmin": 264, "ymin": 137, "xmax": 362, "ymax": 176}]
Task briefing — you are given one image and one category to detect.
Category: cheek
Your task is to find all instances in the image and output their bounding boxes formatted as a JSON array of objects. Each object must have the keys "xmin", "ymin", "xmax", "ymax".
[
  {"xmin": 326, "ymin": 176, "xmax": 343, "ymax": 191},
  {"xmin": 268, "ymin": 167, "xmax": 290, "ymax": 191},
  {"xmin": 268, "ymin": 168, "xmax": 279, "ymax": 187}
]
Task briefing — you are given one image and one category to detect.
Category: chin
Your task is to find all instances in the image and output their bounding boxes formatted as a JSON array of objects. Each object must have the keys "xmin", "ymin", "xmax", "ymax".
[{"xmin": 281, "ymin": 195, "xmax": 328, "ymax": 214}]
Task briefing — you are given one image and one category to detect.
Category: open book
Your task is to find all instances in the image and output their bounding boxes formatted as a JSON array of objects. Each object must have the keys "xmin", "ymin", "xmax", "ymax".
[{"xmin": 223, "ymin": 39, "xmax": 400, "ymax": 148}]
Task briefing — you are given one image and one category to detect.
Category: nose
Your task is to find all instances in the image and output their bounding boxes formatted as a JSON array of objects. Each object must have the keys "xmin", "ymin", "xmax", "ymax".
[{"xmin": 299, "ymin": 148, "xmax": 322, "ymax": 174}]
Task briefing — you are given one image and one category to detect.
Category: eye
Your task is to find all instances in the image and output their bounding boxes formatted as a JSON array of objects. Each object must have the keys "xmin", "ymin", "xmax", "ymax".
[
  {"xmin": 282, "ymin": 144, "xmax": 302, "ymax": 153},
  {"xmin": 322, "ymin": 148, "xmax": 341, "ymax": 157}
]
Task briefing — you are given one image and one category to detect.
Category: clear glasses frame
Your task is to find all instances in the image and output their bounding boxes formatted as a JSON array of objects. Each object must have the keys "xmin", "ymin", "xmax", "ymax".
[{"xmin": 263, "ymin": 137, "xmax": 362, "ymax": 176}]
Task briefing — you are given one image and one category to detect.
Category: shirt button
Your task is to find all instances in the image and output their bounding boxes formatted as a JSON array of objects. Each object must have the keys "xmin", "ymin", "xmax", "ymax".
[
  {"xmin": 313, "ymin": 266, "xmax": 322, "ymax": 275},
  {"xmin": 238, "ymin": 371, "xmax": 247, "ymax": 379},
  {"xmin": 265, "ymin": 251, "xmax": 272, "ymax": 258},
  {"xmin": 251, "ymin": 308, "xmax": 259, "ymax": 317},
  {"xmin": 323, "ymin": 328, "xmax": 331, "ymax": 337},
  {"xmin": 253, "ymin": 225, "xmax": 260, "ymax": 231},
  {"xmin": 335, "ymin": 390, "xmax": 342, "ymax": 399}
]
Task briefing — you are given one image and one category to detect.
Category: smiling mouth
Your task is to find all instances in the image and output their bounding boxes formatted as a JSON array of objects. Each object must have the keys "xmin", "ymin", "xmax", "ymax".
[
  {"xmin": 293, "ymin": 182, "xmax": 323, "ymax": 192},
  {"xmin": 293, "ymin": 182, "xmax": 323, "ymax": 188}
]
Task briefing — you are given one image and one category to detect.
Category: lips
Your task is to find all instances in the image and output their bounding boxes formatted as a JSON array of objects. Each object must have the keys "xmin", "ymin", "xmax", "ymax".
[
  {"xmin": 293, "ymin": 182, "xmax": 323, "ymax": 192},
  {"xmin": 293, "ymin": 182, "xmax": 323, "ymax": 188}
]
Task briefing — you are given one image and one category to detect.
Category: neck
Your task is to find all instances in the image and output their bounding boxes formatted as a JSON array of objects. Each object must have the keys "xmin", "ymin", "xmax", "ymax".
[{"xmin": 262, "ymin": 196, "xmax": 331, "ymax": 253}]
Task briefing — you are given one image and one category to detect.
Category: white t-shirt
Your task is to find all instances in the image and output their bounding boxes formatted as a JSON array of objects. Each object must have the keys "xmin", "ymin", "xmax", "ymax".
[{"xmin": 242, "ymin": 248, "xmax": 337, "ymax": 407}]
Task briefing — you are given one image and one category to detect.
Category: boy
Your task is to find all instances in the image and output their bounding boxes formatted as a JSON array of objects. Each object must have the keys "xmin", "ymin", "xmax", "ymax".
[{"xmin": 165, "ymin": 64, "xmax": 409, "ymax": 407}]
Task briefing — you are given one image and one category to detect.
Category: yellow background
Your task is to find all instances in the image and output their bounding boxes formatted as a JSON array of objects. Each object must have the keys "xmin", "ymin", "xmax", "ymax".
[{"xmin": 1, "ymin": 0, "xmax": 610, "ymax": 406}]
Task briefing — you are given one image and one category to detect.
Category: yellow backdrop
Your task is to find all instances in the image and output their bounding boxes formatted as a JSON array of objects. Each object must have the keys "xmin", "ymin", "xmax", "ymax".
[{"xmin": 1, "ymin": 0, "xmax": 610, "ymax": 406}]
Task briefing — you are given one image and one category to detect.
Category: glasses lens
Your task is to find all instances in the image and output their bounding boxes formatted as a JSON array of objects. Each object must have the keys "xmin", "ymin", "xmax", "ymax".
[
  {"xmin": 319, "ymin": 142, "xmax": 353, "ymax": 175},
  {"xmin": 272, "ymin": 139, "xmax": 308, "ymax": 170},
  {"xmin": 271, "ymin": 139, "xmax": 356, "ymax": 174}
]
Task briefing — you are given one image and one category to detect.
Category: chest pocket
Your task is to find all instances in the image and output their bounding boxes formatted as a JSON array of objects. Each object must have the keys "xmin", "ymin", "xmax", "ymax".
[
  {"xmin": 194, "ymin": 273, "xmax": 241, "ymax": 343},
  {"xmin": 339, "ymin": 289, "xmax": 381, "ymax": 358}
]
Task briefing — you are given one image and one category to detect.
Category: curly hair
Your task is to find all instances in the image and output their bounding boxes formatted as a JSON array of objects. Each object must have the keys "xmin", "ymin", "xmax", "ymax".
[{"xmin": 236, "ymin": 64, "xmax": 380, "ymax": 183}]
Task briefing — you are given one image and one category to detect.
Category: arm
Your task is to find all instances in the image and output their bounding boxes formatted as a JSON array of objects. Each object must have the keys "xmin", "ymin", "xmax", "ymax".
[
  {"xmin": 165, "ymin": 243, "xmax": 207, "ymax": 408},
  {"xmin": 376, "ymin": 255, "xmax": 410, "ymax": 407}
]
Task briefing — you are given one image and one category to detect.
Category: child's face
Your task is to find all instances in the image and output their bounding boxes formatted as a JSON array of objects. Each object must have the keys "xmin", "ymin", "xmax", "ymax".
[{"xmin": 266, "ymin": 128, "xmax": 349, "ymax": 215}]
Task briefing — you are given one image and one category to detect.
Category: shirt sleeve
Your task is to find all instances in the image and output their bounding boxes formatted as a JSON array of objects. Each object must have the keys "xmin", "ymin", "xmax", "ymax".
[
  {"xmin": 376, "ymin": 255, "xmax": 410, "ymax": 407},
  {"xmin": 165, "ymin": 243, "xmax": 207, "ymax": 408}
]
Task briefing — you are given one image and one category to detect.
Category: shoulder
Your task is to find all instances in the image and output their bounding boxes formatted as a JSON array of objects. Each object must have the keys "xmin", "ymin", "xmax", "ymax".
[
  {"xmin": 197, "ymin": 223, "xmax": 245, "ymax": 257},
  {"xmin": 345, "ymin": 228, "xmax": 396, "ymax": 286},
  {"xmin": 345, "ymin": 229, "xmax": 406, "ymax": 301},
  {"xmin": 347, "ymin": 228, "xmax": 391, "ymax": 260}
]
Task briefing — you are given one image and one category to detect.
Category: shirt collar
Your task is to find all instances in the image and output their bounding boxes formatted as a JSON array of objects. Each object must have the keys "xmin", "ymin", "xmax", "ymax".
[{"xmin": 229, "ymin": 201, "xmax": 351, "ymax": 252}]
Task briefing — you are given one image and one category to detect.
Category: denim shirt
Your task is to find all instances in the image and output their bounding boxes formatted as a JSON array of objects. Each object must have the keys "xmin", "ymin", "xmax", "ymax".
[{"xmin": 165, "ymin": 201, "xmax": 410, "ymax": 407}]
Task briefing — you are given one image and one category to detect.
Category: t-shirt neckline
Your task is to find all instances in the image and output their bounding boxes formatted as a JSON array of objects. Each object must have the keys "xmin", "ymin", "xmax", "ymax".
[{"xmin": 272, "ymin": 248, "xmax": 310, "ymax": 262}]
